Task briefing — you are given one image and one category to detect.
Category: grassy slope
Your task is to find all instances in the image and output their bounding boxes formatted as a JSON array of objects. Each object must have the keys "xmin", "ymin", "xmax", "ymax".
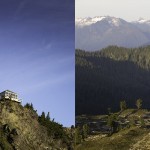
[
  {"xmin": 76, "ymin": 127, "xmax": 148, "ymax": 150},
  {"xmin": 0, "ymin": 101, "xmax": 72, "ymax": 150},
  {"xmin": 76, "ymin": 109, "xmax": 150, "ymax": 150}
]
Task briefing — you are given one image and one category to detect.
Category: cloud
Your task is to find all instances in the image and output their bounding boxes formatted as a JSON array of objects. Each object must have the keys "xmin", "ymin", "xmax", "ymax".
[{"xmin": 45, "ymin": 43, "xmax": 52, "ymax": 50}]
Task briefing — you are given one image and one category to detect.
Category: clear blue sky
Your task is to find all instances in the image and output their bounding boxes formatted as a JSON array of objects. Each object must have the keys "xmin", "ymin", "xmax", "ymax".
[
  {"xmin": 0, "ymin": 0, "xmax": 75, "ymax": 127},
  {"xmin": 76, "ymin": 0, "xmax": 150, "ymax": 21}
]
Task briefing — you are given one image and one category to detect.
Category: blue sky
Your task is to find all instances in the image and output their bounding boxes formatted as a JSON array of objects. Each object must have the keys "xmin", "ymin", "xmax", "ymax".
[
  {"xmin": 0, "ymin": 0, "xmax": 75, "ymax": 127},
  {"xmin": 76, "ymin": 0, "xmax": 150, "ymax": 21}
]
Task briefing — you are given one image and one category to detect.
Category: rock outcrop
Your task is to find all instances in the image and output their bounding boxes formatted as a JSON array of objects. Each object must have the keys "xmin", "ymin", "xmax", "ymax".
[{"xmin": 0, "ymin": 100, "xmax": 72, "ymax": 150}]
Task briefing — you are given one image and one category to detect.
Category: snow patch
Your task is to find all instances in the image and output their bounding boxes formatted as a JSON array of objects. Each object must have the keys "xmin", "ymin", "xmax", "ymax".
[
  {"xmin": 133, "ymin": 18, "xmax": 150, "ymax": 25},
  {"xmin": 75, "ymin": 16, "xmax": 107, "ymax": 27}
]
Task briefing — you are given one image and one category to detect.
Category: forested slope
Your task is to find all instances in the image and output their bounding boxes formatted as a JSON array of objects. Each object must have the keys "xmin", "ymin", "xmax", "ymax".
[{"xmin": 76, "ymin": 46, "xmax": 150, "ymax": 115}]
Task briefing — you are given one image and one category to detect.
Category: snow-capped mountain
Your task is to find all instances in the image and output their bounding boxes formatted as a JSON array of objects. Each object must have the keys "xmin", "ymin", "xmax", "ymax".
[
  {"xmin": 75, "ymin": 16, "xmax": 150, "ymax": 51},
  {"xmin": 132, "ymin": 18, "xmax": 150, "ymax": 34},
  {"xmin": 76, "ymin": 16, "xmax": 125, "ymax": 27},
  {"xmin": 134, "ymin": 18, "xmax": 150, "ymax": 24}
]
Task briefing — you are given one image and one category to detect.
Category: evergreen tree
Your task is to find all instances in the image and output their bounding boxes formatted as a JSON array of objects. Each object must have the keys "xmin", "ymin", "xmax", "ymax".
[
  {"xmin": 82, "ymin": 124, "xmax": 88, "ymax": 140},
  {"xmin": 71, "ymin": 125, "xmax": 75, "ymax": 129},
  {"xmin": 74, "ymin": 127, "xmax": 82, "ymax": 146},
  {"xmin": 24, "ymin": 103, "xmax": 34, "ymax": 110},
  {"xmin": 140, "ymin": 117, "xmax": 145, "ymax": 127},
  {"xmin": 31, "ymin": 103, "xmax": 33, "ymax": 110},
  {"xmin": 24, "ymin": 103, "xmax": 30, "ymax": 109},
  {"xmin": 120, "ymin": 100, "xmax": 126, "ymax": 111},
  {"xmin": 136, "ymin": 99, "xmax": 142, "ymax": 109},
  {"xmin": 108, "ymin": 108, "xmax": 111, "ymax": 115},
  {"xmin": 107, "ymin": 114, "xmax": 118, "ymax": 134},
  {"xmin": 40, "ymin": 112, "xmax": 46, "ymax": 125},
  {"xmin": 46, "ymin": 112, "xmax": 50, "ymax": 121}
]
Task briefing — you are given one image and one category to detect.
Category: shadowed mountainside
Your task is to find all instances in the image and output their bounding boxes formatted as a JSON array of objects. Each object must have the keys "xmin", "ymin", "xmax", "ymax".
[{"xmin": 76, "ymin": 46, "xmax": 150, "ymax": 115}]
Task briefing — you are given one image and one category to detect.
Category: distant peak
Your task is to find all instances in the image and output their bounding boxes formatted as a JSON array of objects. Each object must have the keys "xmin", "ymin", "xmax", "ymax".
[
  {"xmin": 138, "ymin": 17, "xmax": 147, "ymax": 22},
  {"xmin": 134, "ymin": 17, "xmax": 150, "ymax": 24},
  {"xmin": 75, "ymin": 16, "xmax": 107, "ymax": 26},
  {"xmin": 138, "ymin": 17, "xmax": 145, "ymax": 21},
  {"xmin": 75, "ymin": 16, "xmax": 124, "ymax": 27}
]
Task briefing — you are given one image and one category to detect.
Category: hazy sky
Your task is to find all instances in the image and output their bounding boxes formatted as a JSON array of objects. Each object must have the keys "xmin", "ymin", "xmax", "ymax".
[
  {"xmin": 76, "ymin": 0, "xmax": 150, "ymax": 21},
  {"xmin": 0, "ymin": 0, "xmax": 74, "ymax": 127}
]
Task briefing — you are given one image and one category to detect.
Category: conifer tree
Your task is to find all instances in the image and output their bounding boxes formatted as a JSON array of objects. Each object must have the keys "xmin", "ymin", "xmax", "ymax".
[
  {"xmin": 31, "ymin": 103, "xmax": 33, "ymax": 110},
  {"xmin": 82, "ymin": 124, "xmax": 88, "ymax": 140},
  {"xmin": 108, "ymin": 108, "xmax": 111, "ymax": 115},
  {"xmin": 46, "ymin": 112, "xmax": 50, "ymax": 121},
  {"xmin": 120, "ymin": 100, "xmax": 126, "ymax": 111},
  {"xmin": 136, "ymin": 99, "xmax": 142, "ymax": 109},
  {"xmin": 74, "ymin": 127, "xmax": 82, "ymax": 146},
  {"xmin": 40, "ymin": 112, "xmax": 46, "ymax": 125},
  {"xmin": 107, "ymin": 114, "xmax": 118, "ymax": 134}
]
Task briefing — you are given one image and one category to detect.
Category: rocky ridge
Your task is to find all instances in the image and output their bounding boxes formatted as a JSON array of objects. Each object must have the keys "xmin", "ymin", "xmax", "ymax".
[{"xmin": 0, "ymin": 100, "xmax": 72, "ymax": 150}]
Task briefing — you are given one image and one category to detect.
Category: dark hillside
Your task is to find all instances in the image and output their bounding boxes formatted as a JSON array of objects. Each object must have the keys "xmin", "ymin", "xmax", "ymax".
[{"xmin": 76, "ymin": 46, "xmax": 150, "ymax": 115}]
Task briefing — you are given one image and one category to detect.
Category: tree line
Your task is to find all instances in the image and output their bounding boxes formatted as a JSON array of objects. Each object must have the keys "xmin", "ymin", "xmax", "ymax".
[{"xmin": 24, "ymin": 103, "xmax": 73, "ymax": 148}]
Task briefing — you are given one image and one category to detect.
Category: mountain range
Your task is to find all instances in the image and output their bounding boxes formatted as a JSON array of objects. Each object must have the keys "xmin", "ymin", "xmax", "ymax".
[{"xmin": 75, "ymin": 16, "xmax": 150, "ymax": 51}]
